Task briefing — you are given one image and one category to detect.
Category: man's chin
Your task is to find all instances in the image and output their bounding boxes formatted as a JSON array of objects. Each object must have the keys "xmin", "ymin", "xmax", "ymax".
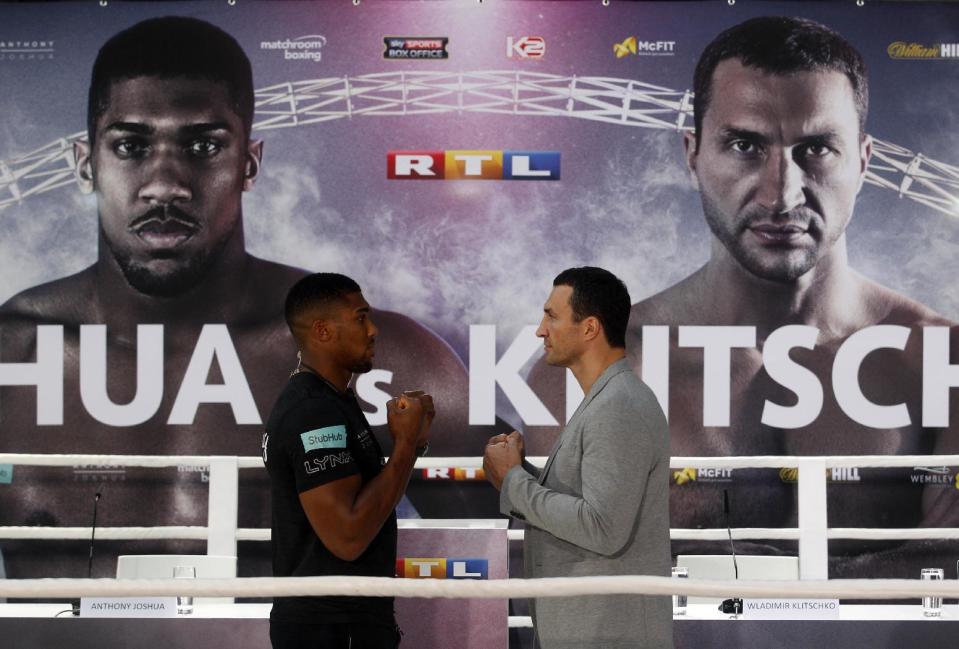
[
  {"xmin": 121, "ymin": 262, "xmax": 209, "ymax": 297},
  {"xmin": 736, "ymin": 250, "xmax": 817, "ymax": 284},
  {"xmin": 351, "ymin": 360, "xmax": 374, "ymax": 374},
  {"xmin": 543, "ymin": 352, "xmax": 566, "ymax": 368}
]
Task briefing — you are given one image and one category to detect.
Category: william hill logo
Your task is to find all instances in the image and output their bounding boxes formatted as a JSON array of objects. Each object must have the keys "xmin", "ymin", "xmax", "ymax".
[
  {"xmin": 888, "ymin": 42, "xmax": 959, "ymax": 59},
  {"xmin": 778, "ymin": 467, "xmax": 860, "ymax": 483}
]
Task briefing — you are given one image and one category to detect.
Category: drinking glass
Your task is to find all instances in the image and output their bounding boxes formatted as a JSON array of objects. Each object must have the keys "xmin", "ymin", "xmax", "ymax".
[
  {"xmin": 921, "ymin": 567, "xmax": 943, "ymax": 617},
  {"xmin": 173, "ymin": 565, "xmax": 196, "ymax": 615},
  {"xmin": 672, "ymin": 566, "xmax": 688, "ymax": 615}
]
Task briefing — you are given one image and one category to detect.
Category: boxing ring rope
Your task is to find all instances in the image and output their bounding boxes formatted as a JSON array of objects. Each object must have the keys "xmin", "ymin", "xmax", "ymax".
[
  {"xmin": 5, "ymin": 526, "xmax": 959, "ymax": 542},
  {"xmin": 4, "ymin": 454, "xmax": 959, "ymax": 553},
  {"xmin": 4, "ymin": 574, "xmax": 959, "ymax": 602},
  {"xmin": 5, "ymin": 452, "xmax": 958, "ymax": 469},
  {"xmin": 0, "ymin": 453, "xmax": 959, "ymax": 581},
  {"xmin": 2, "ymin": 452, "xmax": 958, "ymax": 627}
]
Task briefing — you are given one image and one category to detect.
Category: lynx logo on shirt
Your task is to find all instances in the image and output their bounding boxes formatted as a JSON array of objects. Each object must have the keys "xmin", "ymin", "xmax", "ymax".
[
  {"xmin": 304, "ymin": 451, "xmax": 353, "ymax": 474},
  {"xmin": 301, "ymin": 425, "xmax": 347, "ymax": 452}
]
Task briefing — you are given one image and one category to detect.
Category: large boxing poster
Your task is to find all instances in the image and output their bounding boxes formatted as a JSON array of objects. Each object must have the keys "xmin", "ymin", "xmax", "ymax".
[{"xmin": 0, "ymin": 0, "xmax": 956, "ymax": 591}]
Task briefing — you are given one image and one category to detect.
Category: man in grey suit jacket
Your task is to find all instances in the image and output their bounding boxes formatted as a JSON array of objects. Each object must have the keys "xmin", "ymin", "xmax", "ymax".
[{"xmin": 484, "ymin": 267, "xmax": 672, "ymax": 649}]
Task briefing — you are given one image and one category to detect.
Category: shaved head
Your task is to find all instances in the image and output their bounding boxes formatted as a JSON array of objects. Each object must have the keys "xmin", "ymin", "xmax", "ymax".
[{"xmin": 284, "ymin": 273, "xmax": 362, "ymax": 346}]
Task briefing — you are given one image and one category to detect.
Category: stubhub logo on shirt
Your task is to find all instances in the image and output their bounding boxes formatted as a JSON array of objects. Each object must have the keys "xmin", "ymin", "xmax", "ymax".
[{"xmin": 301, "ymin": 425, "xmax": 347, "ymax": 452}]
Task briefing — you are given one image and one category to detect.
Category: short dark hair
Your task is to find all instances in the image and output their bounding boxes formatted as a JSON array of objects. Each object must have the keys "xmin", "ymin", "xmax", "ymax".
[
  {"xmin": 553, "ymin": 267, "xmax": 630, "ymax": 349},
  {"xmin": 693, "ymin": 16, "xmax": 868, "ymax": 145},
  {"xmin": 87, "ymin": 16, "xmax": 254, "ymax": 143},
  {"xmin": 284, "ymin": 273, "xmax": 362, "ymax": 334}
]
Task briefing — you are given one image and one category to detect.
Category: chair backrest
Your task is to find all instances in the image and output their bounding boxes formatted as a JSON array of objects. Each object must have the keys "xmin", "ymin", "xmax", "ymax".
[
  {"xmin": 116, "ymin": 555, "xmax": 237, "ymax": 605},
  {"xmin": 675, "ymin": 554, "xmax": 799, "ymax": 605}
]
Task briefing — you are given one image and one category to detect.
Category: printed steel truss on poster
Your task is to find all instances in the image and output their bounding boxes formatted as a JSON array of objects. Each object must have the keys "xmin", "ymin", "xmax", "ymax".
[{"xmin": 1, "ymin": 71, "xmax": 958, "ymax": 217}]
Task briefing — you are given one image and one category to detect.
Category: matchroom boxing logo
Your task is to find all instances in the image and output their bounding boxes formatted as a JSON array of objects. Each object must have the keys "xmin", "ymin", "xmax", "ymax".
[
  {"xmin": 387, "ymin": 150, "xmax": 560, "ymax": 180},
  {"xmin": 260, "ymin": 35, "xmax": 327, "ymax": 63}
]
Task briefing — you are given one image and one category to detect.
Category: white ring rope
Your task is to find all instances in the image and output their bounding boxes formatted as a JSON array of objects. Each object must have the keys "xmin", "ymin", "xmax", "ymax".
[
  {"xmin": 3, "ymin": 453, "xmax": 959, "ymax": 470},
  {"xmin": 3, "ymin": 453, "xmax": 958, "ymax": 548},
  {"xmin": 0, "ymin": 527, "xmax": 210, "ymax": 541},
  {"xmin": 5, "ymin": 526, "xmax": 959, "ymax": 542},
  {"xmin": 0, "ymin": 454, "xmax": 262, "ymax": 469},
  {"xmin": 669, "ymin": 455, "xmax": 959, "ymax": 469},
  {"xmin": 1, "ymin": 575, "xmax": 958, "ymax": 601}
]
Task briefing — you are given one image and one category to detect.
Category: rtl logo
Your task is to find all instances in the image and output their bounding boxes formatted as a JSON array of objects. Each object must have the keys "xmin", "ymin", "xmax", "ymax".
[
  {"xmin": 395, "ymin": 558, "xmax": 489, "ymax": 579},
  {"xmin": 387, "ymin": 150, "xmax": 560, "ymax": 180},
  {"xmin": 421, "ymin": 467, "xmax": 486, "ymax": 481},
  {"xmin": 508, "ymin": 36, "xmax": 545, "ymax": 58}
]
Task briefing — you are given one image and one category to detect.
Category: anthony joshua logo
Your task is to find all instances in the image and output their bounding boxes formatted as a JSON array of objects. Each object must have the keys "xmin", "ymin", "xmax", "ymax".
[{"xmin": 0, "ymin": 38, "xmax": 55, "ymax": 61}]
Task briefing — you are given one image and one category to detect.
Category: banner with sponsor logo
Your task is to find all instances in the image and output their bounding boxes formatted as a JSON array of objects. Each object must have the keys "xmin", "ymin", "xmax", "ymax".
[{"xmin": 0, "ymin": 0, "xmax": 956, "ymax": 599}]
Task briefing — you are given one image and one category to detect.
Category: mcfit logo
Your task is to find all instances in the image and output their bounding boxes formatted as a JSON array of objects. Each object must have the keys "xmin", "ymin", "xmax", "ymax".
[
  {"xmin": 613, "ymin": 35, "xmax": 676, "ymax": 57},
  {"xmin": 388, "ymin": 150, "xmax": 560, "ymax": 180},
  {"xmin": 673, "ymin": 468, "xmax": 696, "ymax": 485},
  {"xmin": 396, "ymin": 558, "xmax": 488, "ymax": 579}
]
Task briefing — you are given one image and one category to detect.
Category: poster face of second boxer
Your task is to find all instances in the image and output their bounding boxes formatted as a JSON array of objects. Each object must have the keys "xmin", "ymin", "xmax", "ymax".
[{"xmin": 0, "ymin": 0, "xmax": 956, "ymax": 582}]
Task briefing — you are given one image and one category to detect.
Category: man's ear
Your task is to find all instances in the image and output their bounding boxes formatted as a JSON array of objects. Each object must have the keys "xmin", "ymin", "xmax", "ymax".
[
  {"xmin": 855, "ymin": 134, "xmax": 873, "ymax": 195},
  {"xmin": 582, "ymin": 316, "xmax": 602, "ymax": 342},
  {"xmin": 683, "ymin": 132, "xmax": 701, "ymax": 192},
  {"xmin": 243, "ymin": 139, "xmax": 263, "ymax": 192},
  {"xmin": 74, "ymin": 140, "xmax": 95, "ymax": 194},
  {"xmin": 312, "ymin": 318, "xmax": 334, "ymax": 343}
]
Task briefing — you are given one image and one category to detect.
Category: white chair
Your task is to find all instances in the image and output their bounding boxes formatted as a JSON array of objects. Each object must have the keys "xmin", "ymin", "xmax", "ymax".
[
  {"xmin": 676, "ymin": 554, "xmax": 799, "ymax": 605},
  {"xmin": 116, "ymin": 554, "xmax": 237, "ymax": 605}
]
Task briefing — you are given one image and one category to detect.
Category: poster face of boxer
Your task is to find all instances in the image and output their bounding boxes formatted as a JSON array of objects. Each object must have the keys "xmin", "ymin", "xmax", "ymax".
[{"xmin": 0, "ymin": 1, "xmax": 956, "ymax": 582}]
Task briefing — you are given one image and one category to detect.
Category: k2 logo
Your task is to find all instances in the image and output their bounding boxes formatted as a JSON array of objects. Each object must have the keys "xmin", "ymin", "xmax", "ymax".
[
  {"xmin": 261, "ymin": 433, "xmax": 269, "ymax": 463},
  {"xmin": 507, "ymin": 36, "xmax": 545, "ymax": 59}
]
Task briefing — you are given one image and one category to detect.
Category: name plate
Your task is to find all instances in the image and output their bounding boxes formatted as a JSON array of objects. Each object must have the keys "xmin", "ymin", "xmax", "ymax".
[
  {"xmin": 742, "ymin": 598, "xmax": 840, "ymax": 620},
  {"xmin": 80, "ymin": 597, "xmax": 178, "ymax": 618}
]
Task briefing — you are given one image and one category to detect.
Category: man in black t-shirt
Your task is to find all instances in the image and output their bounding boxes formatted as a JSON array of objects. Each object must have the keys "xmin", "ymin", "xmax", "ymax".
[{"xmin": 264, "ymin": 273, "xmax": 433, "ymax": 649}]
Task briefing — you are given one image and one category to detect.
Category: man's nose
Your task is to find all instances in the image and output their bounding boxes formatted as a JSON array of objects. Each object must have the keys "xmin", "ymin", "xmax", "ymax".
[
  {"xmin": 535, "ymin": 320, "xmax": 547, "ymax": 338},
  {"xmin": 755, "ymin": 149, "xmax": 805, "ymax": 214},
  {"xmin": 138, "ymin": 150, "xmax": 192, "ymax": 205}
]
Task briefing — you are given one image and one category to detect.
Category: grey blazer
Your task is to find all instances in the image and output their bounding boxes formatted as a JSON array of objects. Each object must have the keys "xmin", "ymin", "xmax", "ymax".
[{"xmin": 501, "ymin": 358, "xmax": 672, "ymax": 649}]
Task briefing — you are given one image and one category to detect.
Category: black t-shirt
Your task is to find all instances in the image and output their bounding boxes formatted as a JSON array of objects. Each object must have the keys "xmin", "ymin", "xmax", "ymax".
[{"xmin": 263, "ymin": 371, "xmax": 397, "ymax": 626}]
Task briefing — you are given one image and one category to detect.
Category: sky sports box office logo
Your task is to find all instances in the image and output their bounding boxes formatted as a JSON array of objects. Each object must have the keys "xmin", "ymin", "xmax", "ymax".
[
  {"xmin": 387, "ymin": 151, "xmax": 560, "ymax": 180},
  {"xmin": 396, "ymin": 558, "xmax": 488, "ymax": 579},
  {"xmin": 384, "ymin": 37, "xmax": 448, "ymax": 60}
]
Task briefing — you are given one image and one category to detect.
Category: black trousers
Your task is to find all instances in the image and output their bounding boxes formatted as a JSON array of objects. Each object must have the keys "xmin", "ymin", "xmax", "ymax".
[{"xmin": 270, "ymin": 620, "xmax": 401, "ymax": 649}]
